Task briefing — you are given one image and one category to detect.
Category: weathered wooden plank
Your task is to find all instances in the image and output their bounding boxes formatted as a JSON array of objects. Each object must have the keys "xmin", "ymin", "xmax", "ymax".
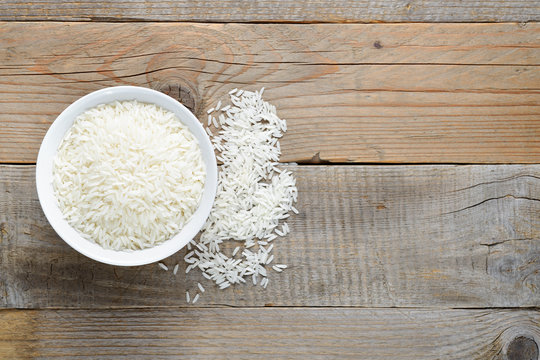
[
  {"xmin": 1, "ymin": 164, "xmax": 539, "ymax": 308},
  {"xmin": 1, "ymin": 308, "xmax": 539, "ymax": 359},
  {"xmin": 1, "ymin": 22, "xmax": 539, "ymax": 164},
  {"xmin": 1, "ymin": 0, "xmax": 539, "ymax": 22}
]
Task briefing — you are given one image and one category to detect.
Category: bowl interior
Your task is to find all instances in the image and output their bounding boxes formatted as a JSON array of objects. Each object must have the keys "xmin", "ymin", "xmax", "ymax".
[{"xmin": 36, "ymin": 86, "xmax": 217, "ymax": 266}]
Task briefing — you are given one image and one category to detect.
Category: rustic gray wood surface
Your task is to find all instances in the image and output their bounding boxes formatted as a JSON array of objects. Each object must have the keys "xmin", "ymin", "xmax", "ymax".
[
  {"xmin": 1, "ymin": 23, "xmax": 539, "ymax": 164},
  {"xmin": 1, "ymin": 1, "xmax": 540, "ymax": 358},
  {"xmin": 1, "ymin": 0, "xmax": 539, "ymax": 22},
  {"xmin": 2, "ymin": 165, "xmax": 539, "ymax": 308},
  {"xmin": 2, "ymin": 308, "xmax": 540, "ymax": 359}
]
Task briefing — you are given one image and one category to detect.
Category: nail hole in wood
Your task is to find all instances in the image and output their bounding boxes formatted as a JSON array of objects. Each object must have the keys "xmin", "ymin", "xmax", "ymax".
[{"xmin": 506, "ymin": 336, "xmax": 538, "ymax": 360}]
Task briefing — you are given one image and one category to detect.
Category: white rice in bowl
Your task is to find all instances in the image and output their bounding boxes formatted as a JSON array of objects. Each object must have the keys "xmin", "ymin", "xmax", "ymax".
[{"xmin": 52, "ymin": 100, "xmax": 206, "ymax": 251}]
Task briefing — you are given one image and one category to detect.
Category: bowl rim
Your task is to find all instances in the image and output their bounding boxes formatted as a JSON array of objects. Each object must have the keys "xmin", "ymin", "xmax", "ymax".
[{"xmin": 36, "ymin": 86, "xmax": 217, "ymax": 266}]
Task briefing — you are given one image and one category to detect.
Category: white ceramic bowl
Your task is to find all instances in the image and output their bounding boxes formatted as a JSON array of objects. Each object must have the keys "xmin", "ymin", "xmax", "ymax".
[{"xmin": 36, "ymin": 86, "xmax": 217, "ymax": 266}]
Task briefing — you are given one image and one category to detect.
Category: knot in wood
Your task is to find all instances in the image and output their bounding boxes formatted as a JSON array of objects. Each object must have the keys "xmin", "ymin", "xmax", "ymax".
[
  {"xmin": 506, "ymin": 336, "xmax": 538, "ymax": 360},
  {"xmin": 152, "ymin": 80, "xmax": 200, "ymax": 115}
]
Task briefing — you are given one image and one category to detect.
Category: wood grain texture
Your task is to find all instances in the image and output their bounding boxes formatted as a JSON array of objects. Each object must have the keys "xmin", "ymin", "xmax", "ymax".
[
  {"xmin": 1, "ymin": 22, "xmax": 539, "ymax": 164},
  {"xmin": 1, "ymin": 0, "xmax": 539, "ymax": 22},
  {"xmin": 1, "ymin": 164, "xmax": 539, "ymax": 309},
  {"xmin": 1, "ymin": 308, "xmax": 539, "ymax": 359}
]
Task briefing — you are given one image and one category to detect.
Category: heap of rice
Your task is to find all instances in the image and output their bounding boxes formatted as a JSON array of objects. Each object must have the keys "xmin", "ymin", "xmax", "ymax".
[
  {"xmin": 183, "ymin": 88, "xmax": 297, "ymax": 295},
  {"xmin": 53, "ymin": 100, "xmax": 205, "ymax": 250}
]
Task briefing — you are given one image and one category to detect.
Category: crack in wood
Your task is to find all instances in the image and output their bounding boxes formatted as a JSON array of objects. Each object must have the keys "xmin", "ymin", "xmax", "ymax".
[
  {"xmin": 480, "ymin": 238, "xmax": 537, "ymax": 247},
  {"xmin": 443, "ymin": 195, "xmax": 540, "ymax": 215},
  {"xmin": 451, "ymin": 174, "xmax": 540, "ymax": 193}
]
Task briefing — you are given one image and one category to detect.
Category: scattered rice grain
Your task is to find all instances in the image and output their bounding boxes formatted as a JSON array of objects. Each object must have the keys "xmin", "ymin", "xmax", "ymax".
[{"xmin": 185, "ymin": 88, "xmax": 298, "ymax": 291}]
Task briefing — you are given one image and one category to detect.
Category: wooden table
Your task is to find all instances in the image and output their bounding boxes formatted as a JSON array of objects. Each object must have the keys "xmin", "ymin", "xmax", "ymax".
[{"xmin": 1, "ymin": 2, "xmax": 539, "ymax": 359}]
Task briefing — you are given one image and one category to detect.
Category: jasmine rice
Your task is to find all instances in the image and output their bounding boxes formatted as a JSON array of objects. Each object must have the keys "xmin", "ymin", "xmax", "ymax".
[
  {"xmin": 185, "ymin": 88, "xmax": 297, "ymax": 298},
  {"xmin": 53, "ymin": 100, "xmax": 206, "ymax": 251}
]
